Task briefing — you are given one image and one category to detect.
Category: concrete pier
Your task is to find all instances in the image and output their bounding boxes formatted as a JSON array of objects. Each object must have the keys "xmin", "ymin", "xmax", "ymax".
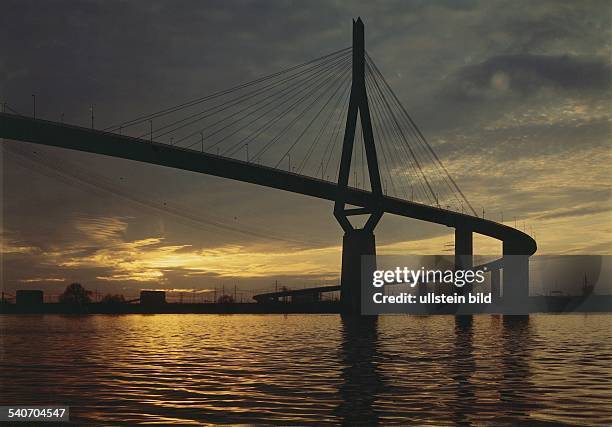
[
  {"xmin": 503, "ymin": 239, "xmax": 529, "ymax": 314},
  {"xmin": 340, "ymin": 229, "xmax": 376, "ymax": 315}
]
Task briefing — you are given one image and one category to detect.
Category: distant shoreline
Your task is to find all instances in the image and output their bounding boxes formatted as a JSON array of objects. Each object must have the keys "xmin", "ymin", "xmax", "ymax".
[
  {"xmin": 1, "ymin": 295, "xmax": 611, "ymax": 315},
  {"xmin": 0, "ymin": 301, "xmax": 340, "ymax": 315}
]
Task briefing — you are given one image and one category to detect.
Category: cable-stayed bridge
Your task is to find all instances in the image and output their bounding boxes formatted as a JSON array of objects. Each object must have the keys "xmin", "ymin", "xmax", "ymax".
[{"xmin": 0, "ymin": 18, "xmax": 536, "ymax": 314}]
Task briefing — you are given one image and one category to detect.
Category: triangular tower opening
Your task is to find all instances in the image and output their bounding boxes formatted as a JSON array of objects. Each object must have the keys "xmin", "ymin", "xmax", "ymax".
[
  {"xmin": 333, "ymin": 18, "xmax": 383, "ymax": 234},
  {"xmin": 347, "ymin": 114, "xmax": 372, "ymax": 193}
]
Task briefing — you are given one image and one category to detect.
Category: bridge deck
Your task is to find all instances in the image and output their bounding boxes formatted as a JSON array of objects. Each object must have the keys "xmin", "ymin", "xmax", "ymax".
[{"xmin": 0, "ymin": 112, "xmax": 536, "ymax": 255}]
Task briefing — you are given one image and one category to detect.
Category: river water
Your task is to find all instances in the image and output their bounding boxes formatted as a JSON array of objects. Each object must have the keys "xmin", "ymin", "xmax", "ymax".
[{"xmin": 1, "ymin": 314, "xmax": 611, "ymax": 425}]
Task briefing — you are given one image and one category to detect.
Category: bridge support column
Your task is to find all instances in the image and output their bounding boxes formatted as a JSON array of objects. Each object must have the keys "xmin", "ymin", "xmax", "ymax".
[
  {"xmin": 340, "ymin": 229, "xmax": 376, "ymax": 315},
  {"xmin": 502, "ymin": 239, "xmax": 529, "ymax": 314},
  {"xmin": 455, "ymin": 227, "xmax": 473, "ymax": 293},
  {"xmin": 334, "ymin": 18, "xmax": 383, "ymax": 316},
  {"xmin": 491, "ymin": 268, "xmax": 501, "ymax": 304}
]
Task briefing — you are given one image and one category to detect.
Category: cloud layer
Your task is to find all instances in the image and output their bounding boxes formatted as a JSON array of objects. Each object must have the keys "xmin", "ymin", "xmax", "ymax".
[{"xmin": 1, "ymin": 0, "xmax": 610, "ymax": 296}]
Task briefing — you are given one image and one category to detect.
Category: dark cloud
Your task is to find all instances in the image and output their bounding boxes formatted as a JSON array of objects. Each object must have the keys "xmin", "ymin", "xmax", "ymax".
[{"xmin": 446, "ymin": 54, "xmax": 611, "ymax": 101}]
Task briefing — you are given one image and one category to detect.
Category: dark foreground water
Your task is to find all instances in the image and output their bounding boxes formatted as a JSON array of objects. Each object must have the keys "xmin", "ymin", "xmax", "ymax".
[{"xmin": 1, "ymin": 314, "xmax": 611, "ymax": 425}]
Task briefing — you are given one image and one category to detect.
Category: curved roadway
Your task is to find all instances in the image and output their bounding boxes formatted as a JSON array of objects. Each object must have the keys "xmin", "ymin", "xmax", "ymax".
[{"xmin": 0, "ymin": 112, "xmax": 536, "ymax": 256}]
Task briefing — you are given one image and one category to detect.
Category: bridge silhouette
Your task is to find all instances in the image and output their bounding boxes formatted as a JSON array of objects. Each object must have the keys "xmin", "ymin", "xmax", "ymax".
[{"xmin": 0, "ymin": 18, "xmax": 536, "ymax": 314}]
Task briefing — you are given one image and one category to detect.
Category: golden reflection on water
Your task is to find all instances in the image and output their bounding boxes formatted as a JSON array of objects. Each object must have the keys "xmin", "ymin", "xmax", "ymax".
[{"xmin": 0, "ymin": 314, "xmax": 611, "ymax": 425}]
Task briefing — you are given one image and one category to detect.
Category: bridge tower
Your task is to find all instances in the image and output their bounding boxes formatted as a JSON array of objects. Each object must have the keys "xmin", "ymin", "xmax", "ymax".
[{"xmin": 334, "ymin": 18, "xmax": 383, "ymax": 314}]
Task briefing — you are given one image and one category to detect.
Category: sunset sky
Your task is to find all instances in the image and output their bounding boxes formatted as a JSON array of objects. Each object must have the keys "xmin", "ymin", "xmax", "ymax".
[{"xmin": 1, "ymin": 1, "xmax": 610, "ymax": 298}]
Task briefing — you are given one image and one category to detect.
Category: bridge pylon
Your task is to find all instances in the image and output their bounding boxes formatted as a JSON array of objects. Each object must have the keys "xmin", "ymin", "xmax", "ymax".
[{"xmin": 334, "ymin": 18, "xmax": 383, "ymax": 315}]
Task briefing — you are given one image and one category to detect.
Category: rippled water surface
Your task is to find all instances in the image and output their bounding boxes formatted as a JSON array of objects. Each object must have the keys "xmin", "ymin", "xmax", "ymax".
[{"xmin": 1, "ymin": 314, "xmax": 611, "ymax": 425}]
